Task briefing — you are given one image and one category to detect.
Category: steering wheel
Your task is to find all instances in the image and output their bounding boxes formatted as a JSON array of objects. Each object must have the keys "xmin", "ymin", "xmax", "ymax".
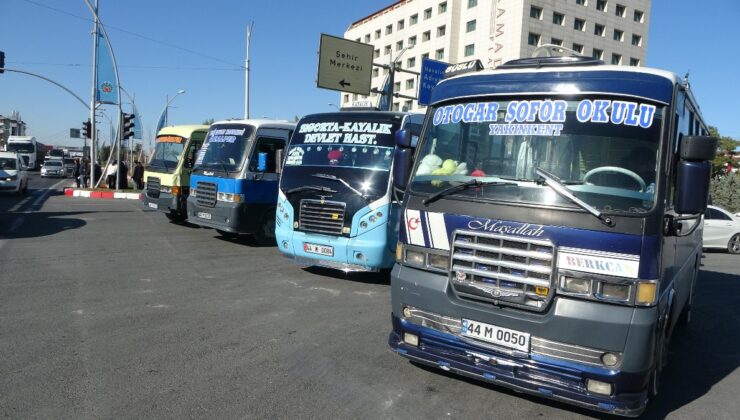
[{"xmin": 583, "ymin": 166, "xmax": 647, "ymax": 192}]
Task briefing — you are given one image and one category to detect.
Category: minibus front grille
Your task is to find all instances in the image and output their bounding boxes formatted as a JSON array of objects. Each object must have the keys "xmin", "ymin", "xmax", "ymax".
[
  {"xmin": 146, "ymin": 177, "xmax": 161, "ymax": 198},
  {"xmin": 450, "ymin": 231, "xmax": 555, "ymax": 312},
  {"xmin": 195, "ymin": 181, "xmax": 217, "ymax": 208},
  {"xmin": 298, "ymin": 199, "xmax": 346, "ymax": 236}
]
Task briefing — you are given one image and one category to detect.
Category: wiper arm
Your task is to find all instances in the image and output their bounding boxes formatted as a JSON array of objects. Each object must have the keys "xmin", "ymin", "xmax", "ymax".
[
  {"xmin": 423, "ymin": 179, "xmax": 516, "ymax": 205},
  {"xmin": 284, "ymin": 185, "xmax": 338, "ymax": 195},
  {"xmin": 535, "ymin": 167, "xmax": 615, "ymax": 227},
  {"xmin": 311, "ymin": 173, "xmax": 368, "ymax": 202}
]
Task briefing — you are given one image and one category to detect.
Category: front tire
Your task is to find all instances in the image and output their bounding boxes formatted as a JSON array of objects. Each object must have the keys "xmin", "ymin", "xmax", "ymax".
[
  {"xmin": 254, "ymin": 209, "xmax": 276, "ymax": 246},
  {"xmin": 728, "ymin": 234, "xmax": 740, "ymax": 254}
]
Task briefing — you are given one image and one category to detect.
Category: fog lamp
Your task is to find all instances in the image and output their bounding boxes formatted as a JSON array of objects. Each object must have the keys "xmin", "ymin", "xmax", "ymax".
[
  {"xmin": 586, "ymin": 379, "xmax": 613, "ymax": 396},
  {"xmin": 293, "ymin": 221, "xmax": 299, "ymax": 229},
  {"xmin": 369, "ymin": 215, "xmax": 377, "ymax": 223},
  {"xmin": 403, "ymin": 332, "xmax": 419, "ymax": 347},
  {"xmin": 402, "ymin": 306, "xmax": 412, "ymax": 318},
  {"xmin": 601, "ymin": 352, "xmax": 620, "ymax": 367},
  {"xmin": 360, "ymin": 221, "xmax": 368, "ymax": 229}
]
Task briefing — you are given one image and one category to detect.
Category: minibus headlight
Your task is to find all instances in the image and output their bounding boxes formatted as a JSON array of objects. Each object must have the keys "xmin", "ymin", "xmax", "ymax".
[
  {"xmin": 561, "ymin": 277, "xmax": 591, "ymax": 294},
  {"xmin": 636, "ymin": 282, "xmax": 658, "ymax": 306},
  {"xmin": 190, "ymin": 189, "xmax": 197, "ymax": 197},
  {"xmin": 428, "ymin": 253, "xmax": 449, "ymax": 270},
  {"xmin": 217, "ymin": 192, "xmax": 243, "ymax": 203},
  {"xmin": 160, "ymin": 185, "xmax": 172, "ymax": 194},
  {"xmin": 405, "ymin": 250, "xmax": 425, "ymax": 266},
  {"xmin": 598, "ymin": 283, "xmax": 630, "ymax": 302}
]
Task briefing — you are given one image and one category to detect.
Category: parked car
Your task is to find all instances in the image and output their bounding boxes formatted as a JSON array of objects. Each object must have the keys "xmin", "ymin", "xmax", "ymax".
[
  {"xmin": 703, "ymin": 205, "xmax": 740, "ymax": 254},
  {"xmin": 63, "ymin": 158, "xmax": 76, "ymax": 178},
  {"xmin": 40, "ymin": 159, "xmax": 65, "ymax": 178},
  {"xmin": 0, "ymin": 151, "xmax": 29, "ymax": 194}
]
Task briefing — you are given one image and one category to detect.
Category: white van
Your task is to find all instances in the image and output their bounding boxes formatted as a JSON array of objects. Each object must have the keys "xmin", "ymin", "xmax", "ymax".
[{"xmin": 0, "ymin": 151, "xmax": 29, "ymax": 194}]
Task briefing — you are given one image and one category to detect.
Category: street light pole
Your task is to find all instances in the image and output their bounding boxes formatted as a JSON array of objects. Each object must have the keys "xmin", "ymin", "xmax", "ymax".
[
  {"xmin": 158, "ymin": 89, "xmax": 186, "ymax": 132},
  {"xmin": 374, "ymin": 44, "xmax": 414, "ymax": 111},
  {"xmin": 328, "ymin": 103, "xmax": 340, "ymax": 111},
  {"xmin": 244, "ymin": 22, "xmax": 253, "ymax": 120},
  {"xmin": 88, "ymin": 0, "xmax": 99, "ymax": 187}
]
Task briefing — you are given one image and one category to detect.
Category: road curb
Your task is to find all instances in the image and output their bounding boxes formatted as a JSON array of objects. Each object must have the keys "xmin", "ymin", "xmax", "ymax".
[{"xmin": 64, "ymin": 188, "xmax": 142, "ymax": 200}]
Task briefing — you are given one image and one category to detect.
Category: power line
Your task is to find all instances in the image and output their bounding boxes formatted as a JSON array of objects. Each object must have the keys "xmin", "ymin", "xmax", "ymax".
[
  {"xmin": 8, "ymin": 61, "xmax": 241, "ymax": 71},
  {"xmin": 18, "ymin": 0, "xmax": 245, "ymax": 70}
]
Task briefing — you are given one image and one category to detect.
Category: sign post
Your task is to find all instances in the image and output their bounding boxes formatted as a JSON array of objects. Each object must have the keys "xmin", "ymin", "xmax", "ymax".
[
  {"xmin": 418, "ymin": 58, "xmax": 449, "ymax": 106},
  {"xmin": 317, "ymin": 34, "xmax": 374, "ymax": 96}
]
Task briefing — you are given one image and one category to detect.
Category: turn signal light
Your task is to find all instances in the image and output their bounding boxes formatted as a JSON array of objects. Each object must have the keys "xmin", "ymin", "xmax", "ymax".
[
  {"xmin": 171, "ymin": 186, "xmax": 181, "ymax": 196},
  {"xmin": 636, "ymin": 282, "xmax": 657, "ymax": 306},
  {"xmin": 396, "ymin": 243, "xmax": 404, "ymax": 262}
]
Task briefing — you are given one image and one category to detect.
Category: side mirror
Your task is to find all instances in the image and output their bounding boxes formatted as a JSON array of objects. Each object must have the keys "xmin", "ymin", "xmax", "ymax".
[
  {"xmin": 393, "ymin": 148, "xmax": 414, "ymax": 191},
  {"xmin": 675, "ymin": 136, "xmax": 717, "ymax": 214},
  {"xmin": 395, "ymin": 129, "xmax": 413, "ymax": 148},
  {"xmin": 257, "ymin": 152, "xmax": 267, "ymax": 172},
  {"xmin": 275, "ymin": 149, "xmax": 284, "ymax": 175}
]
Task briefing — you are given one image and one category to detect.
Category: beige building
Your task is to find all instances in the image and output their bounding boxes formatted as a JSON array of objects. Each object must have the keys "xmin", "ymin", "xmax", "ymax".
[{"xmin": 343, "ymin": 0, "xmax": 651, "ymax": 111}]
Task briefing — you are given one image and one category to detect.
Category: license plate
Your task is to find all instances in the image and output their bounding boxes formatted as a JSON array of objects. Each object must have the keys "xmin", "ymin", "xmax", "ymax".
[
  {"xmin": 148, "ymin": 202, "xmax": 158, "ymax": 209},
  {"xmin": 303, "ymin": 242, "xmax": 334, "ymax": 257},
  {"xmin": 461, "ymin": 319, "xmax": 530, "ymax": 353},
  {"xmin": 197, "ymin": 212, "xmax": 212, "ymax": 220}
]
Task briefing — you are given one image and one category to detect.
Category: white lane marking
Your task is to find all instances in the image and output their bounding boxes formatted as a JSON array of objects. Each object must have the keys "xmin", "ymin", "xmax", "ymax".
[
  {"xmin": 8, "ymin": 196, "xmax": 32, "ymax": 213},
  {"xmin": 309, "ymin": 287, "xmax": 341, "ymax": 296},
  {"xmin": 31, "ymin": 179, "xmax": 68, "ymax": 208},
  {"xmin": 72, "ymin": 309, "xmax": 85, "ymax": 315},
  {"xmin": 147, "ymin": 304, "xmax": 169, "ymax": 309}
]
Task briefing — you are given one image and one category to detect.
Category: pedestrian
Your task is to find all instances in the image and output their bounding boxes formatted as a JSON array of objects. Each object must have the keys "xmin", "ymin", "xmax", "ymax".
[
  {"xmin": 132, "ymin": 160, "xmax": 144, "ymax": 190},
  {"xmin": 80, "ymin": 158, "xmax": 90, "ymax": 188},
  {"xmin": 94, "ymin": 160, "xmax": 102, "ymax": 187},
  {"xmin": 73, "ymin": 158, "xmax": 81, "ymax": 188},
  {"xmin": 106, "ymin": 160, "xmax": 118, "ymax": 189},
  {"xmin": 117, "ymin": 160, "xmax": 128, "ymax": 189}
]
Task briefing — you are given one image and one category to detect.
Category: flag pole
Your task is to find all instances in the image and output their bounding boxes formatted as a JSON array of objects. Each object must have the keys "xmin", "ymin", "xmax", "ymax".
[
  {"xmin": 88, "ymin": 0, "xmax": 99, "ymax": 187},
  {"xmin": 244, "ymin": 22, "xmax": 253, "ymax": 120}
]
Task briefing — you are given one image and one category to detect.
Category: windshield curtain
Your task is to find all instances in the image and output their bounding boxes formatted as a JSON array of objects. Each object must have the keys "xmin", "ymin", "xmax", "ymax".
[
  {"xmin": 149, "ymin": 135, "xmax": 186, "ymax": 172},
  {"xmin": 0, "ymin": 157, "xmax": 17, "ymax": 170},
  {"xmin": 410, "ymin": 97, "xmax": 663, "ymax": 214},
  {"xmin": 7, "ymin": 143, "xmax": 34, "ymax": 153},
  {"xmin": 194, "ymin": 124, "xmax": 255, "ymax": 172}
]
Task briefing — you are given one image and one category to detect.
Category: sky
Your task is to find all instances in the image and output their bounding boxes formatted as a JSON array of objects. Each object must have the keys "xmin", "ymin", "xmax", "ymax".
[{"xmin": 1, "ymin": 0, "xmax": 739, "ymax": 148}]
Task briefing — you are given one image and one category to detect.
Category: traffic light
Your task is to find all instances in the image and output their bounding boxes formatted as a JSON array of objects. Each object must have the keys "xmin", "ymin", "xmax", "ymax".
[
  {"xmin": 122, "ymin": 113, "xmax": 135, "ymax": 140},
  {"xmin": 82, "ymin": 119, "xmax": 91, "ymax": 139},
  {"xmin": 0, "ymin": 51, "xmax": 5, "ymax": 74}
]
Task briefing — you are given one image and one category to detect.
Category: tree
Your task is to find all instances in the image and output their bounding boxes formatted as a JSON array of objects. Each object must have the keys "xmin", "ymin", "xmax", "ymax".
[
  {"xmin": 708, "ymin": 125, "xmax": 740, "ymax": 178},
  {"xmin": 710, "ymin": 174, "xmax": 740, "ymax": 213},
  {"xmin": 202, "ymin": 118, "xmax": 214, "ymax": 125}
]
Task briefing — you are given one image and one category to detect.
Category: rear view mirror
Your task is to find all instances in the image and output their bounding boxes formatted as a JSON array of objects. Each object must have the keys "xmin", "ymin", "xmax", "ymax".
[
  {"xmin": 675, "ymin": 135, "xmax": 717, "ymax": 215},
  {"xmin": 393, "ymin": 148, "xmax": 414, "ymax": 191},
  {"xmin": 395, "ymin": 129, "xmax": 413, "ymax": 148},
  {"xmin": 680, "ymin": 136, "xmax": 717, "ymax": 161}
]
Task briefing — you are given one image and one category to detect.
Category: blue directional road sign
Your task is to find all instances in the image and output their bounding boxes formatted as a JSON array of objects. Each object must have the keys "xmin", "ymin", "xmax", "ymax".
[{"xmin": 418, "ymin": 58, "xmax": 449, "ymax": 106}]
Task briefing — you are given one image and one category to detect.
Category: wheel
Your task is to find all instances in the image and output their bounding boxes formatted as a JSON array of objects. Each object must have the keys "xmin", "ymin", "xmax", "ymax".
[
  {"xmin": 165, "ymin": 212, "xmax": 187, "ymax": 223},
  {"xmin": 254, "ymin": 209, "xmax": 277, "ymax": 246},
  {"xmin": 649, "ymin": 323, "xmax": 668, "ymax": 398},
  {"xmin": 728, "ymin": 234, "xmax": 740, "ymax": 254},
  {"xmin": 583, "ymin": 166, "xmax": 647, "ymax": 191}
]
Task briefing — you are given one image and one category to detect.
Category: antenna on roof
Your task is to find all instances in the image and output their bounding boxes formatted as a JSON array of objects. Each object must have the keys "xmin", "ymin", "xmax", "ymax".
[{"xmin": 683, "ymin": 70, "xmax": 690, "ymax": 87}]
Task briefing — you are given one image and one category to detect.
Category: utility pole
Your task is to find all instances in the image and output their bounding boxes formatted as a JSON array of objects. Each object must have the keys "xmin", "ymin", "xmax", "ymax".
[
  {"xmin": 244, "ymin": 22, "xmax": 253, "ymax": 120},
  {"xmin": 88, "ymin": 0, "xmax": 100, "ymax": 187}
]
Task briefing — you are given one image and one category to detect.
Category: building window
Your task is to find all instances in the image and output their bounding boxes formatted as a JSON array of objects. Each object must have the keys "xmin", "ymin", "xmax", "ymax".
[
  {"xmin": 364, "ymin": 34, "xmax": 371, "ymax": 43},
  {"xmin": 384, "ymin": 45, "xmax": 391, "ymax": 55},
  {"xmin": 574, "ymin": 18, "xmax": 585, "ymax": 31},
  {"xmin": 551, "ymin": 38, "xmax": 563, "ymax": 46},
  {"xmin": 392, "ymin": 102, "xmax": 400, "ymax": 112},
  {"xmin": 385, "ymin": 24, "xmax": 393, "ymax": 35},
  {"xmin": 437, "ymin": 25, "xmax": 446, "ymax": 37},
  {"xmin": 632, "ymin": 34, "xmax": 642, "ymax": 46},
  {"xmin": 629, "ymin": 58, "xmax": 640, "ymax": 66},
  {"xmin": 435, "ymin": 48, "xmax": 444, "ymax": 60},
  {"xmin": 592, "ymin": 48, "xmax": 603, "ymax": 60},
  {"xmin": 466, "ymin": 19, "xmax": 477, "ymax": 32},
  {"xmin": 403, "ymin": 100, "xmax": 413, "ymax": 112},
  {"xmin": 422, "ymin": 31, "xmax": 431, "ymax": 42},
  {"xmin": 393, "ymin": 82, "xmax": 401, "ymax": 92},
  {"xmin": 407, "ymin": 57, "xmax": 416, "ymax": 67},
  {"xmin": 594, "ymin": 23, "xmax": 605, "ymax": 36},
  {"xmin": 406, "ymin": 79, "xmax": 415, "ymax": 90},
  {"xmin": 613, "ymin": 29, "xmax": 623, "ymax": 41},
  {"xmin": 396, "ymin": 40, "xmax": 404, "ymax": 51},
  {"xmin": 344, "ymin": 94, "xmax": 350, "ymax": 103},
  {"xmin": 421, "ymin": 52, "xmax": 429, "ymax": 60},
  {"xmin": 424, "ymin": 8, "xmax": 432, "ymax": 20},
  {"xmin": 611, "ymin": 53, "xmax": 621, "ymax": 65},
  {"xmin": 576, "ymin": 0, "xmax": 587, "ymax": 5},
  {"xmin": 596, "ymin": 0, "xmax": 607, "ymax": 12},
  {"xmin": 439, "ymin": 1, "xmax": 447, "ymax": 14},
  {"xmin": 634, "ymin": 10, "xmax": 644, "ymax": 22},
  {"xmin": 464, "ymin": 44, "xmax": 475, "ymax": 57},
  {"xmin": 355, "ymin": 38, "xmax": 360, "ymax": 42},
  {"xmin": 372, "ymin": 68, "xmax": 379, "ymax": 78},
  {"xmin": 528, "ymin": 32, "xmax": 541, "ymax": 46},
  {"xmin": 408, "ymin": 35, "xmax": 417, "ymax": 46},
  {"xmin": 552, "ymin": 12, "xmax": 564, "ymax": 25},
  {"xmin": 468, "ymin": 0, "xmax": 478, "ymax": 8},
  {"xmin": 530, "ymin": 6, "xmax": 543, "ymax": 19},
  {"xmin": 374, "ymin": 29, "xmax": 381, "ymax": 39},
  {"xmin": 374, "ymin": 49, "xmax": 380, "ymax": 58},
  {"xmin": 398, "ymin": 20, "xmax": 405, "ymax": 30},
  {"xmin": 410, "ymin": 14, "xmax": 418, "ymax": 25},
  {"xmin": 615, "ymin": 4, "xmax": 626, "ymax": 17},
  {"xmin": 572, "ymin": 43, "xmax": 584, "ymax": 53}
]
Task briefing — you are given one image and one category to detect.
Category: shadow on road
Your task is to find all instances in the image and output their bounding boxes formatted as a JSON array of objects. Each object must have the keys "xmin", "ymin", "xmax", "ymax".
[
  {"xmin": 0, "ymin": 211, "xmax": 127, "ymax": 240},
  {"xmin": 403, "ymin": 269, "xmax": 740, "ymax": 419}
]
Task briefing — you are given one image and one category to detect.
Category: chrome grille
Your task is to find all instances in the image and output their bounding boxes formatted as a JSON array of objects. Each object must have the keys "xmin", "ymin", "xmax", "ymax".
[
  {"xmin": 196, "ymin": 181, "xmax": 217, "ymax": 208},
  {"xmin": 298, "ymin": 199, "xmax": 346, "ymax": 235},
  {"xmin": 450, "ymin": 231, "xmax": 555, "ymax": 312},
  {"xmin": 146, "ymin": 177, "xmax": 161, "ymax": 198}
]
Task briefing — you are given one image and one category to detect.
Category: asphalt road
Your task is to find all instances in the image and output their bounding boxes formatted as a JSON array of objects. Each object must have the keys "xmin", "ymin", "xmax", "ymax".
[{"xmin": 1, "ymin": 176, "xmax": 739, "ymax": 419}]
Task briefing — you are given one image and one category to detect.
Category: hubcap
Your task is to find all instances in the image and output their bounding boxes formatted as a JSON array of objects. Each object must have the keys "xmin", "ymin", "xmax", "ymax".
[{"xmin": 731, "ymin": 235, "xmax": 740, "ymax": 253}]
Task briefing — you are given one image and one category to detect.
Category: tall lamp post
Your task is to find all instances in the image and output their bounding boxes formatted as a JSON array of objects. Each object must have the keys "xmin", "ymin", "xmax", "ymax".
[{"xmin": 159, "ymin": 89, "xmax": 186, "ymax": 129}]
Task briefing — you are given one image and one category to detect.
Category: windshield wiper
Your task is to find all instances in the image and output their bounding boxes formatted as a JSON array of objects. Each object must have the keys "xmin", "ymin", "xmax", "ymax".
[
  {"xmin": 284, "ymin": 185, "xmax": 338, "ymax": 195},
  {"xmin": 311, "ymin": 173, "xmax": 368, "ymax": 202},
  {"xmin": 161, "ymin": 160, "xmax": 172, "ymax": 172},
  {"xmin": 423, "ymin": 179, "xmax": 516, "ymax": 205},
  {"xmin": 535, "ymin": 167, "xmax": 615, "ymax": 227}
]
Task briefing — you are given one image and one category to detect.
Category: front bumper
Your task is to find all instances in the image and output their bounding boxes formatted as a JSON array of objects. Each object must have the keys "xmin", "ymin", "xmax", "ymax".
[
  {"xmin": 41, "ymin": 171, "xmax": 64, "ymax": 177},
  {"xmin": 389, "ymin": 264, "xmax": 655, "ymax": 417},
  {"xmin": 143, "ymin": 191, "xmax": 185, "ymax": 215},
  {"xmin": 186, "ymin": 196, "xmax": 248, "ymax": 233},
  {"xmin": 275, "ymin": 224, "xmax": 395, "ymax": 272},
  {"xmin": 0, "ymin": 181, "xmax": 20, "ymax": 192}
]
